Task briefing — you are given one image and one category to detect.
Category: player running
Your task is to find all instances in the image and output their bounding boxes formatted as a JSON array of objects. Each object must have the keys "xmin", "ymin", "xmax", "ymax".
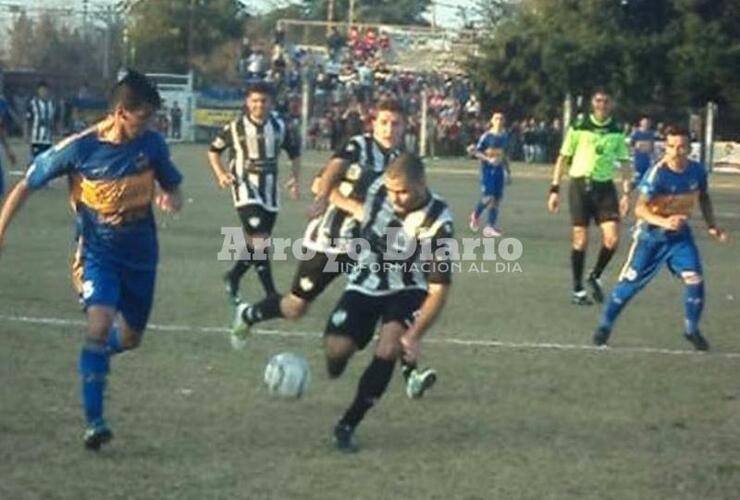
[
  {"xmin": 593, "ymin": 126, "xmax": 727, "ymax": 350},
  {"xmin": 630, "ymin": 116, "xmax": 658, "ymax": 186},
  {"xmin": 468, "ymin": 111, "xmax": 511, "ymax": 237},
  {"xmin": 231, "ymin": 97, "xmax": 437, "ymax": 399},
  {"xmin": 208, "ymin": 81, "xmax": 300, "ymax": 304},
  {"xmin": 548, "ymin": 89, "xmax": 632, "ymax": 305},
  {"xmin": 321, "ymin": 152, "xmax": 453, "ymax": 452},
  {"xmin": 0, "ymin": 70, "xmax": 184, "ymax": 450}
]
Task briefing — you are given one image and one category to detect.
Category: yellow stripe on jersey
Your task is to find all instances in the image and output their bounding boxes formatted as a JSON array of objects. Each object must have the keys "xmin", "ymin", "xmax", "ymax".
[
  {"xmin": 79, "ymin": 170, "xmax": 155, "ymax": 220},
  {"xmin": 646, "ymin": 192, "xmax": 699, "ymax": 217},
  {"xmin": 484, "ymin": 147, "xmax": 505, "ymax": 162}
]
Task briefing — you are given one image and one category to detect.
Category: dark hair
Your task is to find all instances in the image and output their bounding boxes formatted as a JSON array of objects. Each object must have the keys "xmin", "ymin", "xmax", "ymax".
[
  {"xmin": 246, "ymin": 81, "xmax": 274, "ymax": 97},
  {"xmin": 376, "ymin": 96, "xmax": 402, "ymax": 114},
  {"xmin": 591, "ymin": 87, "xmax": 611, "ymax": 98},
  {"xmin": 110, "ymin": 69, "xmax": 161, "ymax": 111},
  {"xmin": 664, "ymin": 125, "xmax": 689, "ymax": 138},
  {"xmin": 386, "ymin": 152, "xmax": 426, "ymax": 184},
  {"xmin": 37, "ymin": 80, "xmax": 49, "ymax": 89}
]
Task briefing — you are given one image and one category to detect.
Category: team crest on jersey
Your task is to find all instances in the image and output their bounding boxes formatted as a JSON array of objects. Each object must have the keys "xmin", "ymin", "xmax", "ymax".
[
  {"xmin": 82, "ymin": 280, "xmax": 95, "ymax": 300},
  {"xmin": 248, "ymin": 217, "xmax": 261, "ymax": 228},
  {"xmin": 331, "ymin": 309, "xmax": 347, "ymax": 326},
  {"xmin": 299, "ymin": 277, "xmax": 314, "ymax": 291},
  {"xmin": 623, "ymin": 268, "xmax": 638, "ymax": 282}
]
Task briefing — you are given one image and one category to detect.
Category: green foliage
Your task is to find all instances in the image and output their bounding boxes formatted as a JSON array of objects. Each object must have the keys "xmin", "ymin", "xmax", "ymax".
[
  {"xmin": 470, "ymin": 0, "xmax": 740, "ymax": 134},
  {"xmin": 302, "ymin": 0, "xmax": 432, "ymax": 25},
  {"xmin": 128, "ymin": 0, "xmax": 246, "ymax": 73}
]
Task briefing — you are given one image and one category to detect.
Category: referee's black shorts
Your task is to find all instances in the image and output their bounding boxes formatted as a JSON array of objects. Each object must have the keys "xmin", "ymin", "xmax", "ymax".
[{"xmin": 568, "ymin": 177, "xmax": 620, "ymax": 226}]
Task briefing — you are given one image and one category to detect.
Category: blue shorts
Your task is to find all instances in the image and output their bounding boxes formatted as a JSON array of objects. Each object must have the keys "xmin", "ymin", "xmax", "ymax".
[
  {"xmin": 618, "ymin": 229, "xmax": 702, "ymax": 287},
  {"xmin": 481, "ymin": 165, "xmax": 505, "ymax": 199},
  {"xmin": 633, "ymin": 154, "xmax": 652, "ymax": 185},
  {"xmin": 81, "ymin": 257, "xmax": 157, "ymax": 332}
]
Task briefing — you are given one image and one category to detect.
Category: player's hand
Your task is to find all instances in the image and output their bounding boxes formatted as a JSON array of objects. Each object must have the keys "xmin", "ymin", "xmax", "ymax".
[
  {"xmin": 217, "ymin": 171, "xmax": 236, "ymax": 189},
  {"xmin": 619, "ymin": 194, "xmax": 630, "ymax": 217},
  {"xmin": 547, "ymin": 192, "xmax": 560, "ymax": 213},
  {"xmin": 156, "ymin": 189, "xmax": 183, "ymax": 214},
  {"xmin": 708, "ymin": 226, "xmax": 728, "ymax": 243},
  {"xmin": 400, "ymin": 333, "xmax": 420, "ymax": 364},
  {"xmin": 285, "ymin": 176, "xmax": 300, "ymax": 201},
  {"xmin": 664, "ymin": 214, "xmax": 687, "ymax": 231},
  {"xmin": 307, "ymin": 195, "xmax": 328, "ymax": 219},
  {"xmin": 466, "ymin": 144, "xmax": 476, "ymax": 157}
]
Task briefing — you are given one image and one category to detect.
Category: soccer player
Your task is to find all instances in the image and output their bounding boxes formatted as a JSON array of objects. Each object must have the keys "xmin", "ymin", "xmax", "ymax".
[
  {"xmin": 547, "ymin": 89, "xmax": 632, "ymax": 305},
  {"xmin": 0, "ymin": 70, "xmax": 184, "ymax": 450},
  {"xmin": 26, "ymin": 81, "xmax": 56, "ymax": 159},
  {"xmin": 324, "ymin": 153, "xmax": 453, "ymax": 452},
  {"xmin": 468, "ymin": 111, "xmax": 511, "ymax": 237},
  {"xmin": 208, "ymin": 81, "xmax": 300, "ymax": 304},
  {"xmin": 593, "ymin": 127, "xmax": 727, "ymax": 350},
  {"xmin": 630, "ymin": 116, "xmax": 657, "ymax": 186},
  {"xmin": 0, "ymin": 94, "xmax": 18, "ymax": 200},
  {"xmin": 231, "ymin": 97, "xmax": 437, "ymax": 398}
]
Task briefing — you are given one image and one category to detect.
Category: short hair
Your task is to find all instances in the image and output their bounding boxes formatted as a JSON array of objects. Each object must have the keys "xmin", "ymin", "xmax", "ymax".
[
  {"xmin": 591, "ymin": 87, "xmax": 611, "ymax": 98},
  {"xmin": 664, "ymin": 125, "xmax": 689, "ymax": 138},
  {"xmin": 37, "ymin": 80, "xmax": 49, "ymax": 89},
  {"xmin": 246, "ymin": 81, "xmax": 274, "ymax": 97},
  {"xmin": 110, "ymin": 69, "xmax": 161, "ymax": 111},
  {"xmin": 376, "ymin": 96, "xmax": 402, "ymax": 114},
  {"xmin": 386, "ymin": 152, "xmax": 426, "ymax": 185}
]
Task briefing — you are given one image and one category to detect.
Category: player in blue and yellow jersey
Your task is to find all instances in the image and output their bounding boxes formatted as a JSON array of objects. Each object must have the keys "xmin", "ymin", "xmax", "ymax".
[
  {"xmin": 468, "ymin": 111, "xmax": 511, "ymax": 237},
  {"xmin": 593, "ymin": 126, "xmax": 727, "ymax": 350},
  {"xmin": 630, "ymin": 116, "xmax": 657, "ymax": 186},
  {"xmin": 0, "ymin": 70, "xmax": 184, "ymax": 450},
  {"xmin": 0, "ymin": 94, "xmax": 18, "ymax": 201}
]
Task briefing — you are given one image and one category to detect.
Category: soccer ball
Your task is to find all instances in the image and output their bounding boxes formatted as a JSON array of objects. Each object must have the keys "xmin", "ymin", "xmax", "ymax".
[{"xmin": 264, "ymin": 352, "xmax": 311, "ymax": 398}]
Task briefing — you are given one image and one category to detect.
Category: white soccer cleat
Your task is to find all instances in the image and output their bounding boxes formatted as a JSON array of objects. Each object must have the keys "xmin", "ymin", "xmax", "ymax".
[
  {"xmin": 469, "ymin": 211, "xmax": 481, "ymax": 232},
  {"xmin": 482, "ymin": 226, "xmax": 502, "ymax": 238},
  {"xmin": 230, "ymin": 303, "xmax": 250, "ymax": 350}
]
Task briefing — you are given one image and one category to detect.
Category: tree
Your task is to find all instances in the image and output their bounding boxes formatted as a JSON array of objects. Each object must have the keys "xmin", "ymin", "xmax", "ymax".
[{"xmin": 302, "ymin": 0, "xmax": 432, "ymax": 26}]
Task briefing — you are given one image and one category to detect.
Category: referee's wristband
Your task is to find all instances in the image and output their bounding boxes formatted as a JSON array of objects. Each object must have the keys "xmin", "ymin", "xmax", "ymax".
[{"xmin": 549, "ymin": 184, "xmax": 560, "ymax": 194}]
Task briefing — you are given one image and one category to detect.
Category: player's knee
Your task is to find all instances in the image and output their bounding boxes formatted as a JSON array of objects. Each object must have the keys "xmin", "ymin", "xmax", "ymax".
[
  {"xmin": 682, "ymin": 272, "xmax": 703, "ymax": 286},
  {"xmin": 603, "ymin": 234, "xmax": 619, "ymax": 250},
  {"xmin": 572, "ymin": 230, "xmax": 588, "ymax": 250},
  {"xmin": 282, "ymin": 295, "xmax": 308, "ymax": 320},
  {"xmin": 375, "ymin": 336, "xmax": 402, "ymax": 361}
]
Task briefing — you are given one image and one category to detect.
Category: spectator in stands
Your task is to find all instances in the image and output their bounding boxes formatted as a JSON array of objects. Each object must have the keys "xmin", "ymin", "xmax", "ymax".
[{"xmin": 327, "ymin": 27, "xmax": 345, "ymax": 63}]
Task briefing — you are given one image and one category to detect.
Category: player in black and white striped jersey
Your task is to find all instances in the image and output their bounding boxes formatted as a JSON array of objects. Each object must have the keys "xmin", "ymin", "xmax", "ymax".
[
  {"xmin": 327, "ymin": 152, "xmax": 454, "ymax": 451},
  {"xmin": 26, "ymin": 81, "xmax": 57, "ymax": 159},
  {"xmin": 233, "ymin": 97, "xmax": 404, "ymax": 326},
  {"xmin": 207, "ymin": 81, "xmax": 300, "ymax": 310}
]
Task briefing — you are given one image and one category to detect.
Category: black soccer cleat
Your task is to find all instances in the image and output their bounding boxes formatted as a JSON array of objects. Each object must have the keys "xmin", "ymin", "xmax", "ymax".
[
  {"xmin": 593, "ymin": 326, "xmax": 611, "ymax": 347},
  {"xmin": 222, "ymin": 270, "xmax": 241, "ymax": 306},
  {"xmin": 333, "ymin": 422, "xmax": 358, "ymax": 453},
  {"xmin": 83, "ymin": 423, "xmax": 113, "ymax": 451},
  {"xmin": 684, "ymin": 331, "xmax": 710, "ymax": 352},
  {"xmin": 587, "ymin": 274, "xmax": 605, "ymax": 303},
  {"xmin": 572, "ymin": 289, "xmax": 593, "ymax": 306}
]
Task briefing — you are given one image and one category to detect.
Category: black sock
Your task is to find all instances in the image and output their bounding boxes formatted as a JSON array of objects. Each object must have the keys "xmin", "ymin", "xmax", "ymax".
[
  {"xmin": 243, "ymin": 294, "xmax": 283, "ymax": 325},
  {"xmin": 401, "ymin": 360, "xmax": 417, "ymax": 381},
  {"xmin": 571, "ymin": 249, "xmax": 586, "ymax": 292},
  {"xmin": 230, "ymin": 259, "xmax": 252, "ymax": 280},
  {"xmin": 591, "ymin": 246, "xmax": 616, "ymax": 279},
  {"xmin": 254, "ymin": 257, "xmax": 277, "ymax": 296},
  {"xmin": 340, "ymin": 356, "xmax": 395, "ymax": 429}
]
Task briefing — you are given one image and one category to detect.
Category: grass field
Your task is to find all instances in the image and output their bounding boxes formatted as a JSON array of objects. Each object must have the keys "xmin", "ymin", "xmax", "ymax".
[{"xmin": 1, "ymin": 143, "xmax": 739, "ymax": 500}]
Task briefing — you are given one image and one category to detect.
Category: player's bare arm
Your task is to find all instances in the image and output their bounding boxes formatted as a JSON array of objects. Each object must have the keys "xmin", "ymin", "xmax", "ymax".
[
  {"xmin": 400, "ymin": 283, "xmax": 451, "ymax": 362},
  {"xmin": 547, "ymin": 154, "xmax": 569, "ymax": 213},
  {"xmin": 0, "ymin": 179, "xmax": 32, "ymax": 251},
  {"xmin": 307, "ymin": 157, "xmax": 348, "ymax": 218},
  {"xmin": 285, "ymin": 156, "xmax": 301, "ymax": 200},
  {"xmin": 699, "ymin": 190, "xmax": 728, "ymax": 242},
  {"xmin": 206, "ymin": 149, "xmax": 236, "ymax": 189},
  {"xmin": 328, "ymin": 187, "xmax": 364, "ymax": 221}
]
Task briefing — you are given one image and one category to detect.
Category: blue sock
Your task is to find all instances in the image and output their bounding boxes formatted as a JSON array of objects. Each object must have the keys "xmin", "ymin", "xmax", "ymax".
[
  {"xmin": 106, "ymin": 326, "xmax": 124, "ymax": 356},
  {"xmin": 487, "ymin": 206, "xmax": 498, "ymax": 227},
  {"xmin": 474, "ymin": 201, "xmax": 486, "ymax": 218},
  {"xmin": 684, "ymin": 282, "xmax": 704, "ymax": 336},
  {"xmin": 599, "ymin": 280, "xmax": 641, "ymax": 331},
  {"xmin": 79, "ymin": 338, "xmax": 110, "ymax": 425}
]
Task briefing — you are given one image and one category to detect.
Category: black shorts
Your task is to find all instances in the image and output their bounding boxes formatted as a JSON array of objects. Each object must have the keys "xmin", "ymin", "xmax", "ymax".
[
  {"xmin": 290, "ymin": 252, "xmax": 354, "ymax": 302},
  {"xmin": 31, "ymin": 143, "xmax": 52, "ymax": 159},
  {"xmin": 568, "ymin": 178, "xmax": 620, "ymax": 226},
  {"xmin": 324, "ymin": 289, "xmax": 426, "ymax": 350},
  {"xmin": 236, "ymin": 204, "xmax": 277, "ymax": 235}
]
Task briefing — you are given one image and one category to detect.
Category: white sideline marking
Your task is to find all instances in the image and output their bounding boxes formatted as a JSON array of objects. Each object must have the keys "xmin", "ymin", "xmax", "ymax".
[{"xmin": 1, "ymin": 313, "xmax": 738, "ymax": 359}]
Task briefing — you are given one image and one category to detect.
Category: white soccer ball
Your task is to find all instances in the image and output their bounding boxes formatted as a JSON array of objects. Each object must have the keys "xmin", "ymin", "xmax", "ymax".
[{"xmin": 264, "ymin": 352, "xmax": 311, "ymax": 398}]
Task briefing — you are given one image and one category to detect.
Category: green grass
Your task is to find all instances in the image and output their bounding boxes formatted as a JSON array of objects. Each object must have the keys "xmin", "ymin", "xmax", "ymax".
[{"xmin": 1, "ymin": 144, "xmax": 739, "ymax": 500}]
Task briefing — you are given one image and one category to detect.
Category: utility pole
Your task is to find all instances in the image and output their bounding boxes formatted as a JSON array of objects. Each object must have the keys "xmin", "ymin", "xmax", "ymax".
[
  {"xmin": 348, "ymin": 0, "xmax": 355, "ymax": 30},
  {"xmin": 187, "ymin": 0, "xmax": 195, "ymax": 71},
  {"xmin": 327, "ymin": 0, "xmax": 335, "ymax": 30}
]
